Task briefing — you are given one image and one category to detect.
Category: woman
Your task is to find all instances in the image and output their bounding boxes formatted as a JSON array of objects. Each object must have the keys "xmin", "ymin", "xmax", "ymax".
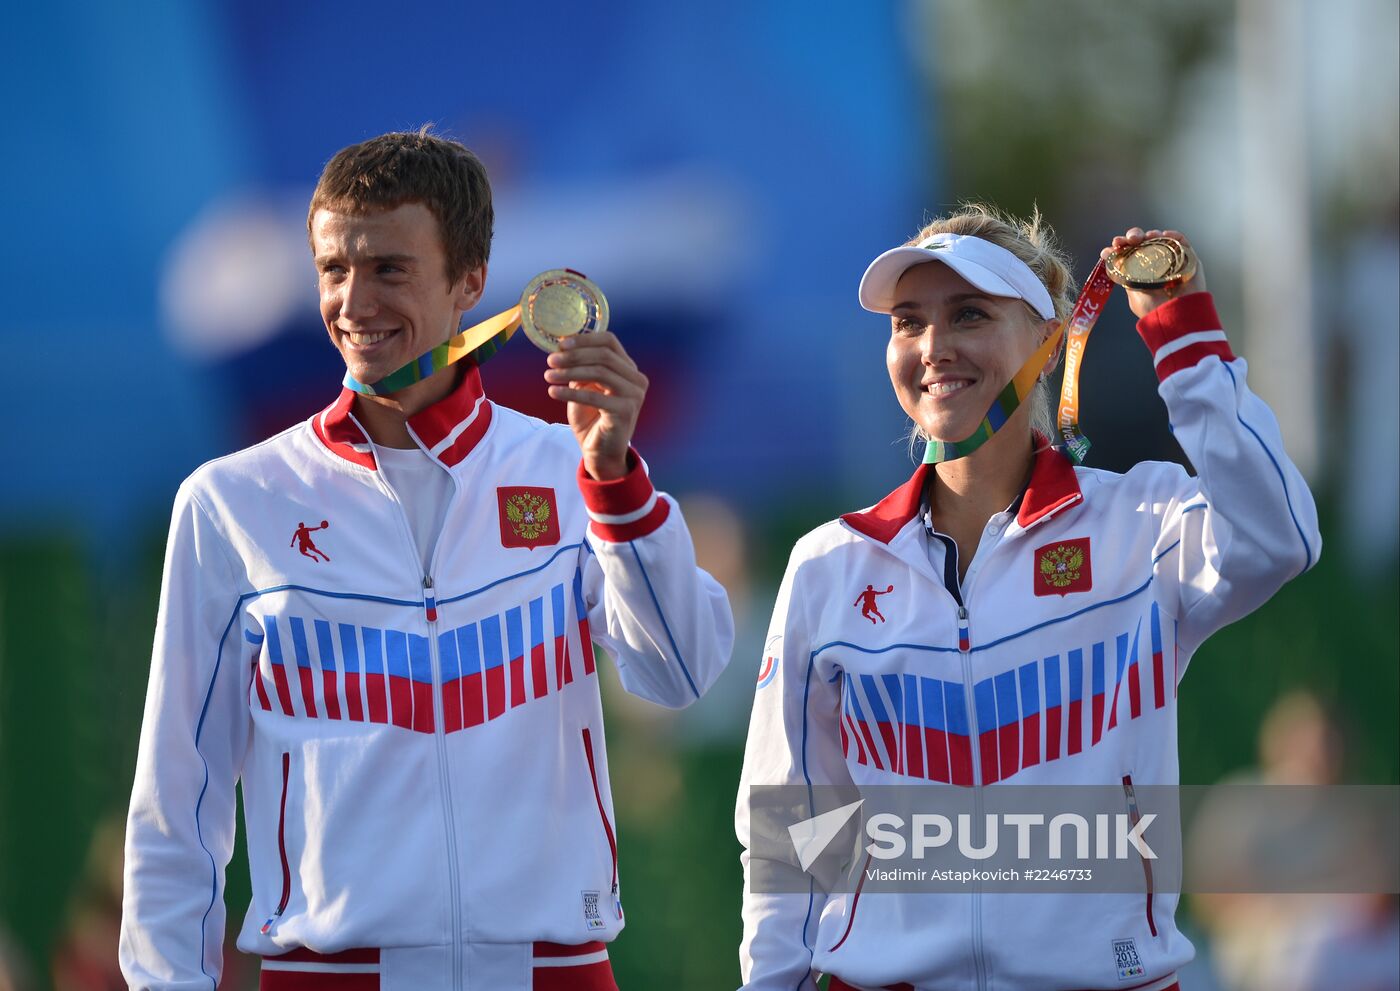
[{"xmin": 736, "ymin": 205, "xmax": 1319, "ymax": 991}]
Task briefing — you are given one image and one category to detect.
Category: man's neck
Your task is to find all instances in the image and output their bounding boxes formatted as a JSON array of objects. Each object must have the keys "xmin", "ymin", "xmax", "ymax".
[{"xmin": 351, "ymin": 365, "xmax": 462, "ymax": 449}]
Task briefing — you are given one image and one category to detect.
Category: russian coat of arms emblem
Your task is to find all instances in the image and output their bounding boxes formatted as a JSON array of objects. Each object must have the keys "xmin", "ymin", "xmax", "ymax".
[
  {"xmin": 497, "ymin": 486, "xmax": 561, "ymax": 549},
  {"xmin": 1033, "ymin": 537, "xmax": 1092, "ymax": 596},
  {"xmin": 506, "ymin": 492, "xmax": 551, "ymax": 540}
]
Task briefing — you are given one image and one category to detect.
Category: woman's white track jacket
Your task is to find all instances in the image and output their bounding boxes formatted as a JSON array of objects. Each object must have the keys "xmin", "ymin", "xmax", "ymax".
[
  {"xmin": 737, "ymin": 293, "xmax": 1320, "ymax": 991},
  {"xmin": 120, "ymin": 365, "xmax": 734, "ymax": 990}
]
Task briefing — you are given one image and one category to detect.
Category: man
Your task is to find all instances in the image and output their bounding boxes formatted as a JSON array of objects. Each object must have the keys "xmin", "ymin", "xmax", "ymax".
[{"xmin": 120, "ymin": 129, "xmax": 734, "ymax": 991}]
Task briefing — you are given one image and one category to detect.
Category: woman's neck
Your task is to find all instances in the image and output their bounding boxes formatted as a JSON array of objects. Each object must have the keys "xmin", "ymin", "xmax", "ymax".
[{"xmin": 928, "ymin": 427, "xmax": 1035, "ymax": 578}]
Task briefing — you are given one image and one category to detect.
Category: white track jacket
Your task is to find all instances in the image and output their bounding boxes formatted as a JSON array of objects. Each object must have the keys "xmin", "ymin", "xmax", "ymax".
[
  {"xmin": 121, "ymin": 365, "xmax": 733, "ymax": 990},
  {"xmin": 737, "ymin": 293, "xmax": 1320, "ymax": 991}
]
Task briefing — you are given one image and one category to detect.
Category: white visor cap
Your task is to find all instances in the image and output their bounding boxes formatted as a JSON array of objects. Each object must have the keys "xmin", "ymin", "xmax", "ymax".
[{"xmin": 858, "ymin": 232, "xmax": 1056, "ymax": 321}]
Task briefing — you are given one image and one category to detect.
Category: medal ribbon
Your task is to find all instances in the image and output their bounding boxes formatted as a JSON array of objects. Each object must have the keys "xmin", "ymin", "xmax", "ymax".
[
  {"xmin": 343, "ymin": 304, "xmax": 524, "ymax": 396},
  {"xmin": 1054, "ymin": 260, "xmax": 1115, "ymax": 463},
  {"xmin": 923, "ymin": 259, "xmax": 1115, "ymax": 465}
]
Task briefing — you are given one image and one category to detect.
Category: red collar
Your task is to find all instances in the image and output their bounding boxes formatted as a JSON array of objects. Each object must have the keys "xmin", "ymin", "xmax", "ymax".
[
  {"xmin": 1017, "ymin": 443, "xmax": 1084, "ymax": 528},
  {"xmin": 840, "ymin": 444, "xmax": 1083, "ymax": 544},
  {"xmin": 311, "ymin": 365, "xmax": 494, "ymax": 470}
]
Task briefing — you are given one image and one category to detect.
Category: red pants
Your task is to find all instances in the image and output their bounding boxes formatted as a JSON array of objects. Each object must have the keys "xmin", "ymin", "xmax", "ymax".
[{"xmin": 259, "ymin": 942, "xmax": 617, "ymax": 991}]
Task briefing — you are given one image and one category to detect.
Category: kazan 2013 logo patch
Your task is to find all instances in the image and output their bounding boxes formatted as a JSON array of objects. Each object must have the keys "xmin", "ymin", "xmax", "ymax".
[
  {"xmin": 497, "ymin": 487, "xmax": 561, "ymax": 549},
  {"xmin": 1034, "ymin": 537, "xmax": 1092, "ymax": 596},
  {"xmin": 1112, "ymin": 937, "xmax": 1145, "ymax": 981}
]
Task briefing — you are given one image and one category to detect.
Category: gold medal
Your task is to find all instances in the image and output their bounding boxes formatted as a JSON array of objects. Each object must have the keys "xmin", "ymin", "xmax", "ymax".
[
  {"xmin": 1105, "ymin": 237, "xmax": 1198, "ymax": 290},
  {"xmin": 519, "ymin": 269, "xmax": 610, "ymax": 353}
]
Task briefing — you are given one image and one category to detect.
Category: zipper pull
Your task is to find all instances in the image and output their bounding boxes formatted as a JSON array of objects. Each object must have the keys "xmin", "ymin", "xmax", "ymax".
[
  {"xmin": 423, "ymin": 575, "xmax": 437, "ymax": 623},
  {"xmin": 612, "ymin": 881, "xmax": 622, "ymax": 919},
  {"xmin": 957, "ymin": 606, "xmax": 970, "ymax": 652},
  {"xmin": 260, "ymin": 909, "xmax": 283, "ymax": 935}
]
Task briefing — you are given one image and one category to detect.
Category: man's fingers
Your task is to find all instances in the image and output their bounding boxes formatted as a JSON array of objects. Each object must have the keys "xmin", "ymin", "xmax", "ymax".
[
  {"xmin": 543, "ymin": 364, "xmax": 646, "ymax": 397},
  {"xmin": 549, "ymin": 346, "xmax": 644, "ymax": 376},
  {"xmin": 547, "ymin": 385, "xmax": 635, "ymax": 411},
  {"xmin": 544, "ymin": 347, "xmax": 648, "ymax": 388},
  {"xmin": 561, "ymin": 329, "xmax": 623, "ymax": 349},
  {"xmin": 556, "ymin": 331, "xmax": 635, "ymax": 365},
  {"xmin": 549, "ymin": 339, "xmax": 643, "ymax": 376},
  {"xmin": 547, "ymin": 360, "xmax": 647, "ymax": 395}
]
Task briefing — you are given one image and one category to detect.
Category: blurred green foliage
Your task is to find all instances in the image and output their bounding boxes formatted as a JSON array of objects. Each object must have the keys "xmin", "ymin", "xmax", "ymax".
[
  {"xmin": 921, "ymin": 0, "xmax": 1233, "ymax": 222},
  {"xmin": 1177, "ymin": 513, "xmax": 1399, "ymax": 785},
  {"xmin": 0, "ymin": 541, "xmax": 102, "ymax": 986}
]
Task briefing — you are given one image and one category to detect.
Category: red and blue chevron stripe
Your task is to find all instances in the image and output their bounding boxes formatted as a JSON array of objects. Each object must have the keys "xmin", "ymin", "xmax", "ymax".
[
  {"xmin": 573, "ymin": 569, "xmax": 596, "ymax": 677},
  {"xmin": 1067, "ymin": 646, "xmax": 1084, "ymax": 756},
  {"xmin": 1150, "ymin": 602, "xmax": 1166, "ymax": 710},
  {"xmin": 1091, "ymin": 641, "xmax": 1106, "ymax": 746},
  {"xmin": 840, "ymin": 672, "xmax": 974, "ymax": 785},
  {"xmin": 1043, "ymin": 652, "xmax": 1062, "ymax": 762},
  {"xmin": 837, "ymin": 612, "xmax": 1170, "ymax": 786},
  {"xmin": 249, "ymin": 571, "xmax": 597, "ymax": 735}
]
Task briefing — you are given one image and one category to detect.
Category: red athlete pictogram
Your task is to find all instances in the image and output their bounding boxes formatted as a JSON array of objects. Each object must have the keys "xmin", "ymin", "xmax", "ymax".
[
  {"xmin": 854, "ymin": 584, "xmax": 894, "ymax": 624},
  {"xmin": 291, "ymin": 520, "xmax": 330, "ymax": 563}
]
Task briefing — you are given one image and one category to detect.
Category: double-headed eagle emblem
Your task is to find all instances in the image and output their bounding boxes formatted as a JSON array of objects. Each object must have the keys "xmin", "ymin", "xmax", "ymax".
[
  {"xmin": 504, "ymin": 492, "xmax": 552, "ymax": 541},
  {"xmin": 1039, "ymin": 543, "xmax": 1084, "ymax": 589}
]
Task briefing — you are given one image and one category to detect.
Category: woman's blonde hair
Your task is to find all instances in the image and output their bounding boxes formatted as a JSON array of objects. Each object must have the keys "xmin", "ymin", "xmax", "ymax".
[{"xmin": 904, "ymin": 202, "xmax": 1076, "ymax": 451}]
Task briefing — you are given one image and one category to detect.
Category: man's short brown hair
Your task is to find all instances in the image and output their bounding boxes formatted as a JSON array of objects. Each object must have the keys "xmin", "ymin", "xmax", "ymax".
[{"xmin": 308, "ymin": 127, "xmax": 493, "ymax": 283}]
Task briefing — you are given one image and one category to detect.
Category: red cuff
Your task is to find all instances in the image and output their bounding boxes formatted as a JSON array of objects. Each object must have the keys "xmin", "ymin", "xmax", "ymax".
[
  {"xmin": 1135, "ymin": 292, "xmax": 1236, "ymax": 382},
  {"xmin": 576, "ymin": 448, "xmax": 671, "ymax": 542}
]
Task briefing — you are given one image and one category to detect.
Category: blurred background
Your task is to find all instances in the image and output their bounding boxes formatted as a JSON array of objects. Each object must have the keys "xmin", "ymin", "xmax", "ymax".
[{"xmin": 1, "ymin": 1, "xmax": 1396, "ymax": 989}]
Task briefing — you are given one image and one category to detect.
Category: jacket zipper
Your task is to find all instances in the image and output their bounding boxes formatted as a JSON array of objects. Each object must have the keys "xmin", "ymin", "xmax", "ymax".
[
  {"xmin": 260, "ymin": 751, "xmax": 292, "ymax": 934},
  {"xmin": 377, "ymin": 460, "xmax": 464, "ymax": 990},
  {"xmin": 425, "ymin": 574, "xmax": 465, "ymax": 985},
  {"xmin": 957, "ymin": 603, "xmax": 989, "ymax": 991},
  {"xmin": 931, "ymin": 510, "xmax": 1016, "ymax": 991},
  {"xmin": 580, "ymin": 727, "xmax": 621, "ymax": 917},
  {"xmin": 940, "ymin": 525, "xmax": 989, "ymax": 991},
  {"xmin": 425, "ymin": 576, "xmax": 465, "ymax": 989},
  {"xmin": 1122, "ymin": 774, "xmax": 1157, "ymax": 936}
]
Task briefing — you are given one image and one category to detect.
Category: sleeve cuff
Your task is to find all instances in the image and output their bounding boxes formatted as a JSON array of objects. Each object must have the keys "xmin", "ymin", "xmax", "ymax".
[
  {"xmin": 577, "ymin": 447, "xmax": 671, "ymax": 542},
  {"xmin": 1135, "ymin": 292, "xmax": 1236, "ymax": 383}
]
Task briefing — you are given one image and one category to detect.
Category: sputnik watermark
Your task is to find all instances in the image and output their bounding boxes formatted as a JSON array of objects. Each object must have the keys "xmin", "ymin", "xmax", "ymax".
[
  {"xmin": 788, "ymin": 806, "xmax": 1155, "ymax": 872},
  {"xmin": 861, "ymin": 811, "xmax": 1156, "ymax": 861},
  {"xmin": 756, "ymin": 785, "xmax": 1168, "ymax": 895},
  {"xmin": 747, "ymin": 784, "xmax": 1400, "ymax": 895}
]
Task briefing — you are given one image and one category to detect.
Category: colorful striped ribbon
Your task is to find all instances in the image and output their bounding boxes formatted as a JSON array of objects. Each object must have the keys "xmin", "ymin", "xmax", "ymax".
[
  {"xmin": 924, "ymin": 260, "xmax": 1114, "ymax": 465},
  {"xmin": 343, "ymin": 304, "xmax": 524, "ymax": 396},
  {"xmin": 1055, "ymin": 260, "xmax": 1115, "ymax": 463}
]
